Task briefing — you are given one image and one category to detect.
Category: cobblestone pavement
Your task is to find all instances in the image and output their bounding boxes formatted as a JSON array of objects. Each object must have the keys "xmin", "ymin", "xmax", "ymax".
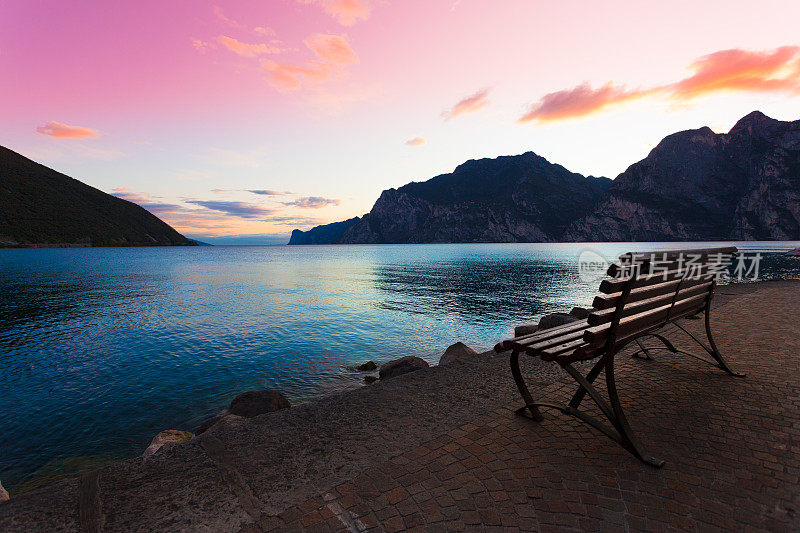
[
  {"xmin": 267, "ymin": 284, "xmax": 800, "ymax": 532},
  {"xmin": 1, "ymin": 283, "xmax": 798, "ymax": 532}
]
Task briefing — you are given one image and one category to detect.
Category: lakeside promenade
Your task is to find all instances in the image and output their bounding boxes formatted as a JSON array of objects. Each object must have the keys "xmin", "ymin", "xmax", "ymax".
[{"xmin": 1, "ymin": 281, "xmax": 798, "ymax": 531}]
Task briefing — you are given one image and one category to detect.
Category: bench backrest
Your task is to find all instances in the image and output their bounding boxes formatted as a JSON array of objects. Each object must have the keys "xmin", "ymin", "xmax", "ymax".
[{"xmin": 581, "ymin": 246, "xmax": 737, "ymax": 355}]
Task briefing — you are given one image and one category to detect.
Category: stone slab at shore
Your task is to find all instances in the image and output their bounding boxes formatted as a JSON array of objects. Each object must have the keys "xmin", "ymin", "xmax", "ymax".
[{"xmin": 1, "ymin": 281, "xmax": 798, "ymax": 531}]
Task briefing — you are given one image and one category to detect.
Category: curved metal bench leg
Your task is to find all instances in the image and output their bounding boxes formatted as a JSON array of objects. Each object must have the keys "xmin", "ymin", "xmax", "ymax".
[
  {"xmin": 705, "ymin": 307, "xmax": 745, "ymax": 377},
  {"xmin": 672, "ymin": 307, "xmax": 745, "ymax": 377},
  {"xmin": 509, "ymin": 350, "xmax": 544, "ymax": 422},
  {"xmin": 605, "ymin": 352, "xmax": 665, "ymax": 468}
]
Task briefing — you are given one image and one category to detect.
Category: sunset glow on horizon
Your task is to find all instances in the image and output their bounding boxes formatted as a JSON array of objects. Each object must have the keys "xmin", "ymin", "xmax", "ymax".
[{"xmin": 2, "ymin": 0, "xmax": 800, "ymax": 243}]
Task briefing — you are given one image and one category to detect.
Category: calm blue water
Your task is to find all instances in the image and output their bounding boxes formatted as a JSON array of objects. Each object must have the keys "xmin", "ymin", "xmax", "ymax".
[{"xmin": 1, "ymin": 242, "xmax": 799, "ymax": 489}]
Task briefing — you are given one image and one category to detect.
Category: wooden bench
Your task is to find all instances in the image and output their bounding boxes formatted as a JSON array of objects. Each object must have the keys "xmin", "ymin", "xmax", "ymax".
[{"xmin": 494, "ymin": 246, "xmax": 744, "ymax": 467}]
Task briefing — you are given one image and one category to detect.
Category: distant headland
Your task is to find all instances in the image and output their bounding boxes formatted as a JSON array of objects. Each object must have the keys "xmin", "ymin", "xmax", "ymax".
[{"xmin": 0, "ymin": 146, "xmax": 195, "ymax": 248}]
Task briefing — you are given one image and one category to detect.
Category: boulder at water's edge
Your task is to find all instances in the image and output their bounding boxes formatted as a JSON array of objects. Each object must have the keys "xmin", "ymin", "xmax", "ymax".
[
  {"xmin": 229, "ymin": 389, "xmax": 291, "ymax": 418},
  {"xmin": 514, "ymin": 325, "xmax": 538, "ymax": 337},
  {"xmin": 439, "ymin": 342, "xmax": 477, "ymax": 365},
  {"xmin": 537, "ymin": 312, "xmax": 580, "ymax": 330},
  {"xmin": 379, "ymin": 356, "xmax": 429, "ymax": 380},
  {"xmin": 143, "ymin": 430, "xmax": 193, "ymax": 458}
]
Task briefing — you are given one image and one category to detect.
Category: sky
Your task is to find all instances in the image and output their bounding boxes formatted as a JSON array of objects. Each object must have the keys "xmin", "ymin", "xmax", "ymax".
[{"xmin": 2, "ymin": 0, "xmax": 800, "ymax": 244}]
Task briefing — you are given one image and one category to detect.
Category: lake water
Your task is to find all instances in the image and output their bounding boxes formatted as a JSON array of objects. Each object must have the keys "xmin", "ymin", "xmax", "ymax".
[{"xmin": 1, "ymin": 242, "xmax": 799, "ymax": 489}]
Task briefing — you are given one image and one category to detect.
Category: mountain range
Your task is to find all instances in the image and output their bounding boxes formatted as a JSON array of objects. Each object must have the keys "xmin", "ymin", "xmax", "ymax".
[
  {"xmin": 289, "ymin": 111, "xmax": 800, "ymax": 244},
  {"xmin": 0, "ymin": 146, "xmax": 194, "ymax": 247}
]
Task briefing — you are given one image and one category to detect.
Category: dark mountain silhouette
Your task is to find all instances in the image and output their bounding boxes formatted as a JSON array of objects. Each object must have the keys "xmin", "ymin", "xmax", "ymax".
[
  {"xmin": 337, "ymin": 152, "xmax": 611, "ymax": 243},
  {"xmin": 294, "ymin": 111, "xmax": 800, "ymax": 244},
  {"xmin": 0, "ymin": 146, "xmax": 195, "ymax": 247},
  {"xmin": 288, "ymin": 217, "xmax": 360, "ymax": 245},
  {"xmin": 564, "ymin": 111, "xmax": 800, "ymax": 241}
]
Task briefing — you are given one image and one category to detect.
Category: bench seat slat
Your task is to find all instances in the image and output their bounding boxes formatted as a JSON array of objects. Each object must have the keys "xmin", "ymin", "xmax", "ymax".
[
  {"xmin": 504, "ymin": 319, "xmax": 590, "ymax": 349},
  {"xmin": 583, "ymin": 292, "xmax": 708, "ymax": 347},
  {"xmin": 593, "ymin": 277, "xmax": 711, "ymax": 310},
  {"xmin": 587, "ymin": 282, "xmax": 712, "ymax": 326},
  {"xmin": 599, "ymin": 265, "xmax": 719, "ymax": 294},
  {"xmin": 573, "ymin": 301, "xmax": 707, "ymax": 360},
  {"xmin": 515, "ymin": 328, "xmax": 589, "ymax": 353},
  {"xmin": 540, "ymin": 338, "xmax": 589, "ymax": 361}
]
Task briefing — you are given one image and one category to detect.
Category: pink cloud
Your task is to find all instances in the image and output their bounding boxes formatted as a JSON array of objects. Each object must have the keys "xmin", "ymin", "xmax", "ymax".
[
  {"xmin": 261, "ymin": 35, "xmax": 356, "ymax": 92},
  {"xmin": 322, "ymin": 0, "xmax": 370, "ymax": 26},
  {"xmin": 36, "ymin": 121, "xmax": 99, "ymax": 139},
  {"xmin": 405, "ymin": 136, "xmax": 426, "ymax": 146},
  {"xmin": 671, "ymin": 46, "xmax": 800, "ymax": 99},
  {"xmin": 440, "ymin": 89, "xmax": 490, "ymax": 120},
  {"xmin": 262, "ymin": 60, "xmax": 332, "ymax": 91},
  {"xmin": 300, "ymin": 0, "xmax": 370, "ymax": 26},
  {"xmin": 191, "ymin": 38, "xmax": 213, "ymax": 53},
  {"xmin": 519, "ymin": 46, "xmax": 800, "ymax": 123},
  {"xmin": 304, "ymin": 34, "xmax": 358, "ymax": 65},
  {"xmin": 518, "ymin": 83, "xmax": 652, "ymax": 123},
  {"xmin": 213, "ymin": 6, "xmax": 244, "ymax": 29},
  {"xmin": 217, "ymin": 35, "xmax": 281, "ymax": 58},
  {"xmin": 111, "ymin": 188, "xmax": 151, "ymax": 204},
  {"xmin": 254, "ymin": 26, "xmax": 276, "ymax": 37}
]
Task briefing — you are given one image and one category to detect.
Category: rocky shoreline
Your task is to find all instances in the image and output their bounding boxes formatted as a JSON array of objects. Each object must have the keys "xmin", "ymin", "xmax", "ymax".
[
  {"xmin": 134, "ymin": 308, "xmax": 591, "ymax": 469},
  {"xmin": 0, "ymin": 306, "xmax": 595, "ymax": 502}
]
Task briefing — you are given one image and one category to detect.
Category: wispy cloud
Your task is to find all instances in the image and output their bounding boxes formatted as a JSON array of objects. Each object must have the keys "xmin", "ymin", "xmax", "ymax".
[
  {"xmin": 671, "ymin": 46, "xmax": 800, "ymax": 99},
  {"xmin": 518, "ymin": 83, "xmax": 653, "ymax": 123},
  {"xmin": 186, "ymin": 200, "xmax": 277, "ymax": 218},
  {"xmin": 440, "ymin": 89, "xmax": 490, "ymax": 120},
  {"xmin": 36, "ymin": 121, "xmax": 99, "ymax": 139},
  {"xmin": 111, "ymin": 189, "xmax": 282, "ymax": 236},
  {"xmin": 254, "ymin": 26, "xmax": 277, "ymax": 37},
  {"xmin": 405, "ymin": 136, "xmax": 426, "ymax": 146},
  {"xmin": 247, "ymin": 189, "xmax": 282, "ymax": 196},
  {"xmin": 217, "ymin": 35, "xmax": 282, "ymax": 58},
  {"xmin": 283, "ymin": 196, "xmax": 341, "ymax": 209},
  {"xmin": 211, "ymin": 6, "xmax": 277, "ymax": 38},
  {"xmin": 261, "ymin": 35, "xmax": 357, "ymax": 92},
  {"xmin": 191, "ymin": 38, "xmax": 213, "ymax": 53},
  {"xmin": 111, "ymin": 188, "xmax": 339, "ymax": 237},
  {"xmin": 111, "ymin": 188, "xmax": 151, "ymax": 204},
  {"xmin": 304, "ymin": 34, "xmax": 359, "ymax": 65},
  {"xmin": 262, "ymin": 60, "xmax": 332, "ymax": 91},
  {"xmin": 519, "ymin": 46, "xmax": 800, "ymax": 123},
  {"xmin": 213, "ymin": 5, "xmax": 245, "ymax": 29},
  {"xmin": 112, "ymin": 189, "xmax": 195, "ymax": 219},
  {"xmin": 299, "ymin": 0, "xmax": 371, "ymax": 26}
]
